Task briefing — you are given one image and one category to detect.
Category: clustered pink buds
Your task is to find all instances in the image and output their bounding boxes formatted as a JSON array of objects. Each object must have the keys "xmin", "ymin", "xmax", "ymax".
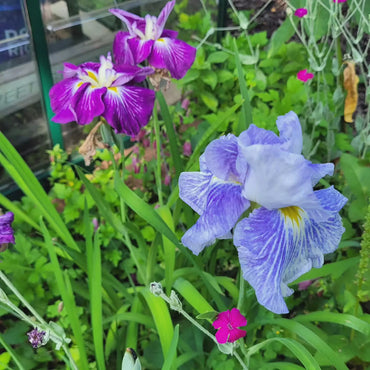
[{"xmin": 297, "ymin": 69, "xmax": 314, "ymax": 82}]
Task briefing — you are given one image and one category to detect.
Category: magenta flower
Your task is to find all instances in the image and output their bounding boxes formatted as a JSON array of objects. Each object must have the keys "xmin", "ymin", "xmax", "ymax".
[
  {"xmin": 110, "ymin": 1, "xmax": 196, "ymax": 79},
  {"xmin": 0, "ymin": 212, "xmax": 15, "ymax": 247},
  {"xmin": 49, "ymin": 54, "xmax": 155, "ymax": 136},
  {"xmin": 297, "ymin": 69, "xmax": 314, "ymax": 82},
  {"xmin": 294, "ymin": 8, "xmax": 308, "ymax": 17},
  {"xmin": 212, "ymin": 308, "xmax": 247, "ymax": 344},
  {"xmin": 183, "ymin": 141, "xmax": 192, "ymax": 156}
]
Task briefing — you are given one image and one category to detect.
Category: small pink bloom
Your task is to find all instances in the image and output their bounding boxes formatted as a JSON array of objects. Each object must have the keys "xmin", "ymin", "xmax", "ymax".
[
  {"xmin": 92, "ymin": 218, "xmax": 99, "ymax": 232},
  {"xmin": 297, "ymin": 69, "xmax": 314, "ymax": 82},
  {"xmin": 294, "ymin": 8, "xmax": 308, "ymax": 17},
  {"xmin": 164, "ymin": 174, "xmax": 171, "ymax": 186},
  {"xmin": 183, "ymin": 141, "xmax": 192, "ymax": 157},
  {"xmin": 181, "ymin": 98, "xmax": 190, "ymax": 110},
  {"xmin": 212, "ymin": 308, "xmax": 247, "ymax": 344},
  {"xmin": 298, "ymin": 280, "xmax": 313, "ymax": 291}
]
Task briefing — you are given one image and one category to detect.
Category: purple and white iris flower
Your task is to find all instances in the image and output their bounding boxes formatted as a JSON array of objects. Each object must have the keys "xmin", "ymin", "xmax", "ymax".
[
  {"xmin": 110, "ymin": 1, "xmax": 196, "ymax": 80},
  {"xmin": 0, "ymin": 212, "xmax": 15, "ymax": 251},
  {"xmin": 179, "ymin": 112, "xmax": 347, "ymax": 314},
  {"xmin": 49, "ymin": 54, "xmax": 155, "ymax": 136}
]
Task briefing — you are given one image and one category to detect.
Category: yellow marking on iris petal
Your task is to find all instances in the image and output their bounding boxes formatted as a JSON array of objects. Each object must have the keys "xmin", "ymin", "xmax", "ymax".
[
  {"xmin": 157, "ymin": 38, "xmax": 165, "ymax": 42},
  {"xmin": 280, "ymin": 206, "xmax": 303, "ymax": 227},
  {"xmin": 76, "ymin": 82, "xmax": 83, "ymax": 88},
  {"xmin": 87, "ymin": 71, "xmax": 98, "ymax": 83},
  {"xmin": 108, "ymin": 86, "xmax": 118, "ymax": 93}
]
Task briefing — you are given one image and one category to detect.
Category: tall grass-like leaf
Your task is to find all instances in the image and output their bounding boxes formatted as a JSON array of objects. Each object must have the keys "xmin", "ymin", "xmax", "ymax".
[
  {"xmin": 113, "ymin": 173, "xmax": 226, "ymax": 311},
  {"xmin": 162, "ymin": 324, "xmax": 179, "ymax": 370},
  {"xmin": 0, "ymin": 332, "xmax": 25, "ymax": 370},
  {"xmin": 262, "ymin": 362, "xmax": 304, "ymax": 369},
  {"xmin": 40, "ymin": 219, "xmax": 89, "ymax": 370},
  {"xmin": 125, "ymin": 296, "xmax": 141, "ymax": 349},
  {"xmin": 141, "ymin": 288, "xmax": 174, "ymax": 358},
  {"xmin": 156, "ymin": 206, "xmax": 176, "ymax": 295},
  {"xmin": 233, "ymin": 38, "xmax": 253, "ymax": 133},
  {"xmin": 264, "ymin": 318, "xmax": 348, "ymax": 370},
  {"xmin": 157, "ymin": 91, "xmax": 183, "ymax": 177},
  {"xmin": 295, "ymin": 312, "xmax": 370, "ymax": 336},
  {"xmin": 246, "ymin": 337, "xmax": 320, "ymax": 370},
  {"xmin": 0, "ymin": 133, "xmax": 79, "ymax": 252},
  {"xmin": 173, "ymin": 278, "xmax": 215, "ymax": 314},
  {"xmin": 293, "ymin": 257, "xmax": 359, "ymax": 283},
  {"xmin": 85, "ymin": 206, "xmax": 106, "ymax": 370}
]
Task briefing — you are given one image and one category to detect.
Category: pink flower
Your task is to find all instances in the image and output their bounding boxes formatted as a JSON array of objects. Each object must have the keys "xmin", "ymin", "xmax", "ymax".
[
  {"xmin": 181, "ymin": 98, "xmax": 190, "ymax": 110},
  {"xmin": 294, "ymin": 8, "xmax": 308, "ymax": 17},
  {"xmin": 164, "ymin": 174, "xmax": 171, "ymax": 186},
  {"xmin": 212, "ymin": 308, "xmax": 247, "ymax": 344},
  {"xmin": 333, "ymin": 0, "xmax": 347, "ymax": 3},
  {"xmin": 298, "ymin": 280, "xmax": 313, "ymax": 291},
  {"xmin": 297, "ymin": 69, "xmax": 314, "ymax": 82},
  {"xmin": 183, "ymin": 141, "xmax": 192, "ymax": 157}
]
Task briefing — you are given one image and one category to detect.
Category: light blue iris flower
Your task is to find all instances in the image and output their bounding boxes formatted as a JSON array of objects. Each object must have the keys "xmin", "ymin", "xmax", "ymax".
[{"xmin": 179, "ymin": 111, "xmax": 347, "ymax": 314}]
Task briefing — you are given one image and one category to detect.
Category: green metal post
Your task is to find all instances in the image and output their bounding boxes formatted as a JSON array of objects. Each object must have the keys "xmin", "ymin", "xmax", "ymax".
[{"xmin": 24, "ymin": 0, "xmax": 64, "ymax": 149}]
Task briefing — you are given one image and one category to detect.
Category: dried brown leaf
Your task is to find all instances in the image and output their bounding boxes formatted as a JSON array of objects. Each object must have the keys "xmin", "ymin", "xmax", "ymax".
[{"xmin": 343, "ymin": 61, "xmax": 359, "ymax": 123}]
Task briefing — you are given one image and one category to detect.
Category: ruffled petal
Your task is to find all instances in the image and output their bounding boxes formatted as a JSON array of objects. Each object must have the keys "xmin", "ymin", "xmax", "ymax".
[
  {"xmin": 113, "ymin": 31, "xmax": 136, "ymax": 65},
  {"xmin": 229, "ymin": 308, "xmax": 247, "ymax": 327},
  {"xmin": 156, "ymin": 0, "xmax": 175, "ymax": 36},
  {"xmin": 215, "ymin": 327, "xmax": 230, "ymax": 344},
  {"xmin": 0, "ymin": 212, "xmax": 15, "ymax": 244},
  {"xmin": 238, "ymin": 124, "xmax": 281, "ymax": 147},
  {"xmin": 241, "ymin": 144, "xmax": 319, "ymax": 210},
  {"xmin": 127, "ymin": 38, "xmax": 154, "ymax": 64},
  {"xmin": 71, "ymin": 84, "xmax": 106, "ymax": 125},
  {"xmin": 181, "ymin": 180, "xmax": 249, "ymax": 255},
  {"xmin": 276, "ymin": 111, "xmax": 303, "ymax": 154},
  {"xmin": 234, "ymin": 189, "xmax": 346, "ymax": 314},
  {"xmin": 109, "ymin": 8, "xmax": 144, "ymax": 34},
  {"xmin": 62, "ymin": 63, "xmax": 78, "ymax": 78},
  {"xmin": 212, "ymin": 311, "xmax": 230, "ymax": 329},
  {"xmin": 149, "ymin": 37, "xmax": 196, "ymax": 79},
  {"xmin": 204, "ymin": 134, "xmax": 240, "ymax": 181},
  {"xmin": 113, "ymin": 65, "xmax": 153, "ymax": 85},
  {"xmin": 161, "ymin": 29, "xmax": 178, "ymax": 38},
  {"xmin": 228, "ymin": 328, "xmax": 247, "ymax": 343},
  {"xmin": 49, "ymin": 78, "xmax": 83, "ymax": 124},
  {"xmin": 102, "ymin": 85, "xmax": 155, "ymax": 136},
  {"xmin": 179, "ymin": 172, "xmax": 213, "ymax": 215},
  {"xmin": 309, "ymin": 163, "xmax": 334, "ymax": 186}
]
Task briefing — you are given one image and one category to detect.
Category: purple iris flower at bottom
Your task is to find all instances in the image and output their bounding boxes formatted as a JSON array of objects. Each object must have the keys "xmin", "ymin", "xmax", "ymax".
[
  {"xmin": 49, "ymin": 54, "xmax": 155, "ymax": 136},
  {"xmin": 179, "ymin": 134, "xmax": 250, "ymax": 255},
  {"xmin": 110, "ymin": 1, "xmax": 196, "ymax": 79},
  {"xmin": 0, "ymin": 212, "xmax": 15, "ymax": 247}
]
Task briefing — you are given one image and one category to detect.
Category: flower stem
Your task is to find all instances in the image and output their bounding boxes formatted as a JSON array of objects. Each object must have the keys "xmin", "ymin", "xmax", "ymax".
[
  {"xmin": 237, "ymin": 271, "xmax": 245, "ymax": 311},
  {"xmin": 234, "ymin": 350, "xmax": 248, "ymax": 370},
  {"xmin": 0, "ymin": 271, "xmax": 44, "ymax": 324},
  {"xmin": 153, "ymin": 102, "xmax": 164, "ymax": 206}
]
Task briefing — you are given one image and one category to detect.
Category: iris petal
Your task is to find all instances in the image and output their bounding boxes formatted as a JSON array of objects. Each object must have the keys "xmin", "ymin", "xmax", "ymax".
[
  {"xmin": 276, "ymin": 111, "xmax": 303, "ymax": 154},
  {"xmin": 113, "ymin": 31, "xmax": 136, "ymax": 65},
  {"xmin": 102, "ymin": 85, "xmax": 155, "ymax": 136},
  {"xmin": 181, "ymin": 180, "xmax": 249, "ymax": 255},
  {"xmin": 204, "ymin": 134, "xmax": 240, "ymax": 181},
  {"xmin": 234, "ymin": 189, "xmax": 346, "ymax": 314},
  {"xmin": 241, "ymin": 144, "xmax": 319, "ymax": 210},
  {"xmin": 127, "ymin": 38, "xmax": 154, "ymax": 64},
  {"xmin": 71, "ymin": 85, "xmax": 106, "ymax": 125},
  {"xmin": 179, "ymin": 172, "xmax": 213, "ymax": 215},
  {"xmin": 0, "ymin": 212, "xmax": 15, "ymax": 244},
  {"xmin": 149, "ymin": 37, "xmax": 196, "ymax": 79},
  {"xmin": 50, "ymin": 78, "xmax": 83, "ymax": 124},
  {"xmin": 156, "ymin": 0, "xmax": 175, "ymax": 36}
]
